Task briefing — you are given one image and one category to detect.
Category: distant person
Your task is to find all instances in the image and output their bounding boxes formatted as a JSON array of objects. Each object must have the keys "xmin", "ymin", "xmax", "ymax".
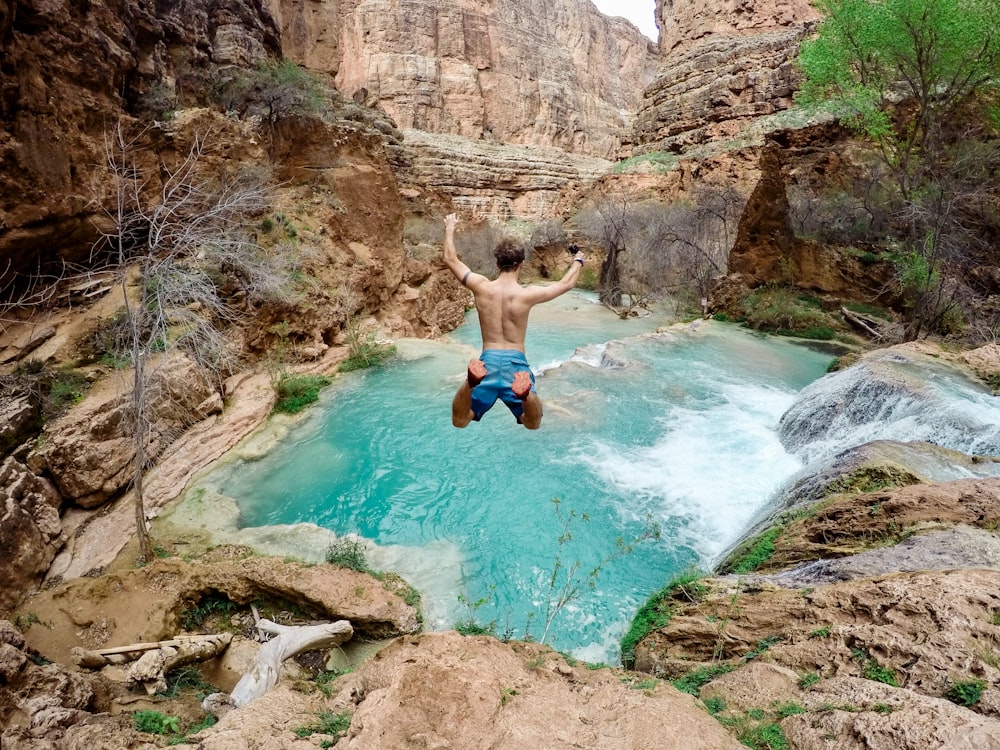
[{"xmin": 441, "ymin": 212, "xmax": 585, "ymax": 429}]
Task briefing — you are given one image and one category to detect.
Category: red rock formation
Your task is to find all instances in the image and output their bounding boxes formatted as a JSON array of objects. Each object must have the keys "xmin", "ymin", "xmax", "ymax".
[
  {"xmin": 335, "ymin": 0, "xmax": 659, "ymax": 160},
  {"xmin": 635, "ymin": 0, "xmax": 821, "ymax": 153}
]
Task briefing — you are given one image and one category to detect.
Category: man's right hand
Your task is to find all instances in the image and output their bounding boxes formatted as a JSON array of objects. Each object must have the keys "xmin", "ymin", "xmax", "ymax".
[{"xmin": 445, "ymin": 213, "xmax": 460, "ymax": 232}]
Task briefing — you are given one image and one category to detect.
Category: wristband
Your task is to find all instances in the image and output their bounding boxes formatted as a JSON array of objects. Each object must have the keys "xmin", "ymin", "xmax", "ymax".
[{"xmin": 574, "ymin": 257, "xmax": 584, "ymax": 265}]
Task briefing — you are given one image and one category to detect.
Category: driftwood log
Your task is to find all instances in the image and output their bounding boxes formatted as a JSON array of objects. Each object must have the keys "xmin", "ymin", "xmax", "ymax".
[
  {"xmin": 228, "ymin": 618, "xmax": 353, "ymax": 707},
  {"xmin": 71, "ymin": 633, "xmax": 233, "ymax": 694},
  {"xmin": 840, "ymin": 306, "xmax": 903, "ymax": 340}
]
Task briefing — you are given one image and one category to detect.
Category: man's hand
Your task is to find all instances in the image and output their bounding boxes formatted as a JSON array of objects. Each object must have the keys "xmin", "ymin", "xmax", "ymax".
[{"xmin": 445, "ymin": 213, "xmax": 460, "ymax": 233}]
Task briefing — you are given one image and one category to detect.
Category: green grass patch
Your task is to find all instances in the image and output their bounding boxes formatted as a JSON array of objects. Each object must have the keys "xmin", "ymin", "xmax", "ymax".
[
  {"xmin": 133, "ymin": 710, "xmax": 180, "ymax": 735},
  {"xmin": 704, "ymin": 695, "xmax": 727, "ymax": 715},
  {"xmin": 179, "ymin": 593, "xmax": 237, "ymax": 632},
  {"xmin": 825, "ymin": 465, "xmax": 920, "ymax": 496},
  {"xmin": 159, "ymin": 666, "xmax": 218, "ymax": 699},
  {"xmin": 853, "ymin": 649, "xmax": 898, "ymax": 687},
  {"xmin": 293, "ymin": 710, "xmax": 352, "ymax": 743},
  {"xmin": 620, "ymin": 569, "xmax": 707, "ymax": 667},
  {"xmin": 798, "ymin": 671, "xmax": 821, "ymax": 689},
  {"xmin": 272, "ymin": 373, "xmax": 332, "ymax": 414},
  {"xmin": 738, "ymin": 721, "xmax": 789, "ymax": 750},
  {"xmin": 454, "ymin": 620, "xmax": 496, "ymax": 636},
  {"xmin": 613, "ymin": 151, "xmax": 680, "ymax": 174},
  {"xmin": 772, "ymin": 701, "xmax": 806, "ymax": 718},
  {"xmin": 740, "ymin": 285, "xmax": 840, "ymax": 339},
  {"xmin": 744, "ymin": 636, "xmax": 783, "ymax": 661},
  {"xmin": 671, "ymin": 663, "xmax": 736, "ymax": 695},
  {"xmin": 723, "ymin": 527, "xmax": 782, "ymax": 575}
]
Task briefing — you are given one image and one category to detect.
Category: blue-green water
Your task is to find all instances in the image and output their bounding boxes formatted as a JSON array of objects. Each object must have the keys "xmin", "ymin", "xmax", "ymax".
[{"xmin": 207, "ymin": 293, "xmax": 834, "ymax": 662}]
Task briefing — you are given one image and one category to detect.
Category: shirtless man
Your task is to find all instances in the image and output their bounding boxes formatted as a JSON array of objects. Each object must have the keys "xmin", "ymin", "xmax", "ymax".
[{"xmin": 442, "ymin": 212, "xmax": 585, "ymax": 429}]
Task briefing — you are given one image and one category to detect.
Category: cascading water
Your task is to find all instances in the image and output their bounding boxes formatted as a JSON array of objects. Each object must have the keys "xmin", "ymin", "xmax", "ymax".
[{"xmin": 779, "ymin": 348, "xmax": 1000, "ymax": 463}]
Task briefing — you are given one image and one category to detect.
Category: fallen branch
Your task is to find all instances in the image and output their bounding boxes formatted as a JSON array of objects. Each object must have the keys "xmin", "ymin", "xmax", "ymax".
[
  {"xmin": 71, "ymin": 633, "xmax": 232, "ymax": 668},
  {"xmin": 203, "ymin": 618, "xmax": 353, "ymax": 712},
  {"xmin": 841, "ymin": 306, "xmax": 885, "ymax": 339},
  {"xmin": 72, "ymin": 633, "xmax": 233, "ymax": 695}
]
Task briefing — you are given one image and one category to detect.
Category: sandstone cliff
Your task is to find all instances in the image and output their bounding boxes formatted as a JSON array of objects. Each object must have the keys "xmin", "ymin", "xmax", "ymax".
[
  {"xmin": 633, "ymin": 0, "xmax": 821, "ymax": 154},
  {"xmin": 335, "ymin": 0, "xmax": 659, "ymax": 160},
  {"xmin": 0, "ymin": 0, "xmax": 288, "ymax": 280}
]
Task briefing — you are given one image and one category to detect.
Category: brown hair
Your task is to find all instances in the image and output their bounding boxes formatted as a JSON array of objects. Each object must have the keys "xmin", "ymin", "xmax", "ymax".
[{"xmin": 494, "ymin": 238, "xmax": 525, "ymax": 271}]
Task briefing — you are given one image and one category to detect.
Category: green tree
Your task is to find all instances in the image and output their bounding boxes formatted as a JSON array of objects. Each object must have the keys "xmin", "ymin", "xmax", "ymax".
[
  {"xmin": 216, "ymin": 59, "xmax": 329, "ymax": 130},
  {"xmin": 798, "ymin": 0, "xmax": 1000, "ymax": 194},
  {"xmin": 797, "ymin": 0, "xmax": 1000, "ymax": 339}
]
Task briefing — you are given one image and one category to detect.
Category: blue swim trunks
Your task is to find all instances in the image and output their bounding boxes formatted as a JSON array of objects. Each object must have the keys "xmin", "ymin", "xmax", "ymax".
[{"xmin": 470, "ymin": 349, "xmax": 536, "ymax": 422}]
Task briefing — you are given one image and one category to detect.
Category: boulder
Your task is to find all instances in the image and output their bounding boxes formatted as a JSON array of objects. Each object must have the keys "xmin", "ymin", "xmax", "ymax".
[
  {"xmin": 0, "ymin": 457, "xmax": 65, "ymax": 616},
  {"xmin": 27, "ymin": 353, "xmax": 217, "ymax": 508}
]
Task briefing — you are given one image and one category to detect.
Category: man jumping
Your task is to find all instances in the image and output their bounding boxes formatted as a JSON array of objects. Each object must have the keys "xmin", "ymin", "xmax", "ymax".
[{"xmin": 441, "ymin": 212, "xmax": 585, "ymax": 429}]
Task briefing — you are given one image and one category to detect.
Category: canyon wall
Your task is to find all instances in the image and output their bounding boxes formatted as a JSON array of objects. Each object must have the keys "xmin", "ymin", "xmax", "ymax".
[
  {"xmin": 634, "ymin": 0, "xmax": 820, "ymax": 154},
  {"xmin": 335, "ymin": 0, "xmax": 659, "ymax": 160},
  {"xmin": 0, "ymin": 0, "xmax": 286, "ymax": 280}
]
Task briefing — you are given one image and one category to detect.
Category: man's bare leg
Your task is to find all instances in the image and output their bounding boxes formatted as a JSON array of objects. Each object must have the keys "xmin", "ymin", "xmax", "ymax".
[
  {"xmin": 452, "ymin": 359, "xmax": 486, "ymax": 428},
  {"xmin": 512, "ymin": 371, "xmax": 542, "ymax": 430}
]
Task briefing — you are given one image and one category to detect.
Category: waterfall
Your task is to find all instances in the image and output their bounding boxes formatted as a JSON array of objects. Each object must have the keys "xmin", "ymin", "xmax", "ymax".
[{"xmin": 779, "ymin": 349, "xmax": 1000, "ymax": 463}]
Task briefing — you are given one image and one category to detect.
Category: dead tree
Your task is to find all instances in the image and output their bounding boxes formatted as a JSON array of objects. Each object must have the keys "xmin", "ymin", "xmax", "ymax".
[{"xmin": 99, "ymin": 121, "xmax": 290, "ymax": 561}]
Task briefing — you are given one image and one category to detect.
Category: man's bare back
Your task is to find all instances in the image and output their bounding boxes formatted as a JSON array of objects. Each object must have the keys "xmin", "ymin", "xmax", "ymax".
[{"xmin": 441, "ymin": 213, "xmax": 585, "ymax": 429}]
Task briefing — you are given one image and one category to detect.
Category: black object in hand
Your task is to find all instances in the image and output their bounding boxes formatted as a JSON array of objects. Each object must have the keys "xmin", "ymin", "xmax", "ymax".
[{"xmin": 567, "ymin": 244, "xmax": 579, "ymax": 254}]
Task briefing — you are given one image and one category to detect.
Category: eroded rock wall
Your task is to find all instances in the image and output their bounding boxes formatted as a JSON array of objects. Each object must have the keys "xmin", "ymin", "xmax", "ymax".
[
  {"xmin": 399, "ymin": 129, "xmax": 611, "ymax": 220},
  {"xmin": 635, "ymin": 0, "xmax": 821, "ymax": 154},
  {"xmin": 335, "ymin": 0, "xmax": 659, "ymax": 160}
]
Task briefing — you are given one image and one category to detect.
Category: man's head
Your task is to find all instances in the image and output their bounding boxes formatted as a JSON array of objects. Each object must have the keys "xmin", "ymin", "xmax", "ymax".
[{"xmin": 494, "ymin": 238, "xmax": 525, "ymax": 272}]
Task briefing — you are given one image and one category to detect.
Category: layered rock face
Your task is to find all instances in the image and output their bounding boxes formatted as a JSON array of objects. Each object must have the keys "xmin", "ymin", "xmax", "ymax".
[
  {"xmin": 633, "ymin": 0, "xmax": 821, "ymax": 153},
  {"xmin": 335, "ymin": 0, "xmax": 659, "ymax": 160},
  {"xmin": 399, "ymin": 129, "xmax": 611, "ymax": 219}
]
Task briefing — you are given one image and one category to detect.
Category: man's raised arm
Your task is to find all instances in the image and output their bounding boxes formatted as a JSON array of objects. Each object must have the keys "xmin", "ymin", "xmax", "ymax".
[
  {"xmin": 441, "ymin": 213, "xmax": 479, "ymax": 287},
  {"xmin": 524, "ymin": 249, "xmax": 586, "ymax": 304}
]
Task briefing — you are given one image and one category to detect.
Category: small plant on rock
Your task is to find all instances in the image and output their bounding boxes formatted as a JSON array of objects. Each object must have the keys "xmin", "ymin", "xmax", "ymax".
[
  {"xmin": 945, "ymin": 678, "xmax": 987, "ymax": 707},
  {"xmin": 133, "ymin": 710, "xmax": 180, "ymax": 735},
  {"xmin": 325, "ymin": 536, "xmax": 372, "ymax": 573}
]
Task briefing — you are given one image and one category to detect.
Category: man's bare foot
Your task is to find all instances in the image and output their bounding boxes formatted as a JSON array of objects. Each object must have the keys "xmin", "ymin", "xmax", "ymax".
[
  {"xmin": 512, "ymin": 370, "xmax": 532, "ymax": 400},
  {"xmin": 468, "ymin": 359, "xmax": 487, "ymax": 387}
]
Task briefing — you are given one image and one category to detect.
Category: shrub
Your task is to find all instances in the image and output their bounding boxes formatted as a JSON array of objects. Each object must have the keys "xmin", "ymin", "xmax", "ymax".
[
  {"xmin": 945, "ymin": 678, "xmax": 986, "ymax": 707},
  {"xmin": 273, "ymin": 373, "xmax": 332, "ymax": 414},
  {"xmin": 133, "ymin": 710, "xmax": 180, "ymax": 735},
  {"xmin": 325, "ymin": 536, "xmax": 372, "ymax": 573},
  {"xmin": 740, "ymin": 285, "xmax": 839, "ymax": 338},
  {"xmin": 340, "ymin": 324, "xmax": 397, "ymax": 372}
]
